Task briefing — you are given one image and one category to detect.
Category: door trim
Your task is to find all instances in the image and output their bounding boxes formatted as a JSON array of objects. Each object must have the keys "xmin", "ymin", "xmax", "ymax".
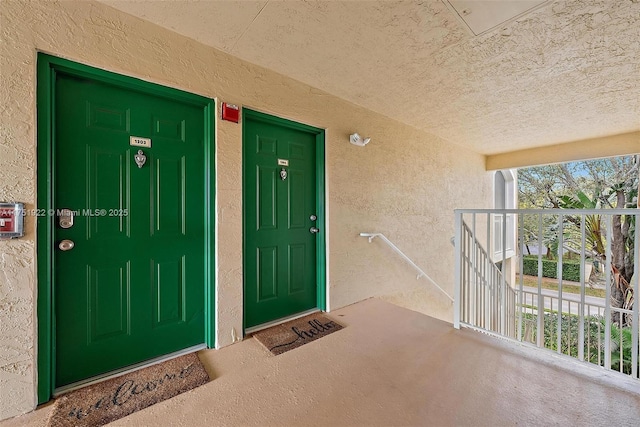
[
  {"xmin": 241, "ymin": 108, "xmax": 327, "ymax": 333},
  {"xmin": 36, "ymin": 53, "xmax": 216, "ymax": 404}
]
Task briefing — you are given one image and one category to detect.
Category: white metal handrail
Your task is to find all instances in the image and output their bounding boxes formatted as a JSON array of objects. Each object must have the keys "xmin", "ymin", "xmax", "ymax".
[{"xmin": 360, "ymin": 232, "xmax": 454, "ymax": 302}]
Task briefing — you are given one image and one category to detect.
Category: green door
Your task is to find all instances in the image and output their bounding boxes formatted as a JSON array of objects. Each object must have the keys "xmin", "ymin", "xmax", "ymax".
[
  {"xmin": 243, "ymin": 111, "xmax": 323, "ymax": 329},
  {"xmin": 54, "ymin": 73, "xmax": 206, "ymax": 387}
]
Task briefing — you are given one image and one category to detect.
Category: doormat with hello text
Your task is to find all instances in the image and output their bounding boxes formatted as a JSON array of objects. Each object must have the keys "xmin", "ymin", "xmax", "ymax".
[
  {"xmin": 46, "ymin": 352, "xmax": 209, "ymax": 427},
  {"xmin": 252, "ymin": 313, "xmax": 344, "ymax": 356}
]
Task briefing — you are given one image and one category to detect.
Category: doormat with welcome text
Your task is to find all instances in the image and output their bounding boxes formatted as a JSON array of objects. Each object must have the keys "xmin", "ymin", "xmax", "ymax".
[
  {"xmin": 253, "ymin": 313, "xmax": 344, "ymax": 355},
  {"xmin": 47, "ymin": 352, "xmax": 209, "ymax": 427}
]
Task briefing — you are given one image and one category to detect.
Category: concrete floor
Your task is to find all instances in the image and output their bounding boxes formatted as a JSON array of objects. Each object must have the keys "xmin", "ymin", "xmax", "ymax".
[{"xmin": 4, "ymin": 298, "xmax": 640, "ymax": 426}]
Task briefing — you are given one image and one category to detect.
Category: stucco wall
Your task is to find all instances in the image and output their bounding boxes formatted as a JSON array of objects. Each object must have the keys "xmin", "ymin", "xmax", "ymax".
[{"xmin": 0, "ymin": 0, "xmax": 492, "ymax": 419}]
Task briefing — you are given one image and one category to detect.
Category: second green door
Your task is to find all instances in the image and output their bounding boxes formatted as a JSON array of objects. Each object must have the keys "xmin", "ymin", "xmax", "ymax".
[{"xmin": 243, "ymin": 111, "xmax": 322, "ymax": 329}]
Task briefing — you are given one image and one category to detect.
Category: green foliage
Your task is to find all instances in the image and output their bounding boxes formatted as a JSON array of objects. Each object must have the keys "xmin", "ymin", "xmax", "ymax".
[
  {"xmin": 518, "ymin": 156, "xmax": 638, "ymax": 273},
  {"xmin": 521, "ymin": 312, "xmax": 602, "ymax": 364},
  {"xmin": 522, "ymin": 312, "xmax": 640, "ymax": 375},
  {"xmin": 518, "ymin": 157, "xmax": 638, "ymax": 211},
  {"xmin": 522, "ymin": 256, "xmax": 581, "ymax": 282},
  {"xmin": 558, "ymin": 191, "xmax": 599, "ymax": 209},
  {"xmin": 604, "ymin": 320, "xmax": 635, "ymax": 374},
  {"xmin": 557, "ymin": 191, "xmax": 606, "ymax": 257}
]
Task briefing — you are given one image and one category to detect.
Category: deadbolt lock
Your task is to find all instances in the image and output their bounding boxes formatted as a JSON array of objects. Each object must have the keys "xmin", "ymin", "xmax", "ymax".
[{"xmin": 59, "ymin": 209, "xmax": 74, "ymax": 229}]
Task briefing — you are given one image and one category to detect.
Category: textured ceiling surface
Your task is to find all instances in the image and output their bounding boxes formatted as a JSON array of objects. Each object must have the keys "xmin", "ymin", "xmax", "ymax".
[{"xmin": 100, "ymin": 0, "xmax": 640, "ymax": 155}]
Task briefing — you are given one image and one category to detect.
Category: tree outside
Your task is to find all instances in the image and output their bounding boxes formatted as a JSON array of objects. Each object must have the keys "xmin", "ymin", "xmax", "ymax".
[{"xmin": 518, "ymin": 155, "xmax": 639, "ymax": 326}]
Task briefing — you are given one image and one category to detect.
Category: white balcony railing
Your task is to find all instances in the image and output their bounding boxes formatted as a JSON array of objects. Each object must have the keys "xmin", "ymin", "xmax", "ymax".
[{"xmin": 454, "ymin": 209, "xmax": 640, "ymax": 380}]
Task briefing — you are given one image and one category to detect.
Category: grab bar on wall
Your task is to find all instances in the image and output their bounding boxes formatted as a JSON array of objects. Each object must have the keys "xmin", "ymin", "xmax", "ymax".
[{"xmin": 360, "ymin": 232, "xmax": 454, "ymax": 302}]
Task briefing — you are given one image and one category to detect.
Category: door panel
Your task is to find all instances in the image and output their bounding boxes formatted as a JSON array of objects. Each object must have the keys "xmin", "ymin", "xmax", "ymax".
[
  {"xmin": 153, "ymin": 156, "xmax": 187, "ymax": 236},
  {"xmin": 54, "ymin": 73, "xmax": 205, "ymax": 387},
  {"xmin": 258, "ymin": 166, "xmax": 278, "ymax": 229},
  {"xmin": 288, "ymin": 244, "xmax": 306, "ymax": 293},
  {"xmin": 86, "ymin": 146, "xmax": 131, "ymax": 238},
  {"xmin": 151, "ymin": 256, "xmax": 186, "ymax": 326},
  {"xmin": 244, "ymin": 114, "xmax": 320, "ymax": 328},
  {"xmin": 87, "ymin": 262, "xmax": 130, "ymax": 342},
  {"xmin": 257, "ymin": 246, "xmax": 278, "ymax": 301}
]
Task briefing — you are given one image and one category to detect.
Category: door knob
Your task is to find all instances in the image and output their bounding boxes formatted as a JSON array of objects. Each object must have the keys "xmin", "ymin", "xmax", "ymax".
[
  {"xmin": 310, "ymin": 227, "xmax": 320, "ymax": 234},
  {"xmin": 58, "ymin": 239, "xmax": 75, "ymax": 251}
]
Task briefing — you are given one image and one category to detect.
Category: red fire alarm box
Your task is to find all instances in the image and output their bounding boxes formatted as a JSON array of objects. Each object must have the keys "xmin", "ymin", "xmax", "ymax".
[
  {"xmin": 0, "ymin": 202, "xmax": 24, "ymax": 239},
  {"xmin": 221, "ymin": 102, "xmax": 240, "ymax": 123}
]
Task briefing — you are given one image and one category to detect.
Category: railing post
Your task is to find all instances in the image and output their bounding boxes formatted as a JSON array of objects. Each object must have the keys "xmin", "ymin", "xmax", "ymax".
[
  {"xmin": 501, "ymin": 211, "xmax": 507, "ymax": 335},
  {"xmin": 605, "ymin": 216, "xmax": 612, "ymax": 372},
  {"xmin": 557, "ymin": 213, "xmax": 563, "ymax": 354},
  {"xmin": 454, "ymin": 210, "xmax": 462, "ymax": 329},
  {"xmin": 487, "ymin": 213, "xmax": 493, "ymax": 330},
  {"xmin": 517, "ymin": 213, "xmax": 524, "ymax": 342},
  {"xmin": 632, "ymin": 211, "xmax": 639, "ymax": 379},
  {"xmin": 578, "ymin": 215, "xmax": 586, "ymax": 362},
  {"xmin": 536, "ymin": 212, "xmax": 544, "ymax": 348},
  {"xmin": 471, "ymin": 213, "xmax": 477, "ymax": 326}
]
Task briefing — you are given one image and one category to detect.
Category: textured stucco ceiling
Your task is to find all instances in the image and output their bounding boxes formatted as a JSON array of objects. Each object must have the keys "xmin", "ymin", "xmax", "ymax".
[{"xmin": 100, "ymin": 0, "xmax": 640, "ymax": 155}]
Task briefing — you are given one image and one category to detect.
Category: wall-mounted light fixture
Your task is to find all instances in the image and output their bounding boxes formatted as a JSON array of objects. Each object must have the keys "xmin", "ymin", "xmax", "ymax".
[{"xmin": 349, "ymin": 133, "xmax": 371, "ymax": 147}]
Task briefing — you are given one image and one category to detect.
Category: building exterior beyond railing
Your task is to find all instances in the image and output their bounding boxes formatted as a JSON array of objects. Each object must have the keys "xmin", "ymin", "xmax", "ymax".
[{"xmin": 454, "ymin": 209, "xmax": 640, "ymax": 380}]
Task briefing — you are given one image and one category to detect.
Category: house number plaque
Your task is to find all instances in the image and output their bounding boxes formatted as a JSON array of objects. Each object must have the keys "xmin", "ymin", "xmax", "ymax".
[{"xmin": 130, "ymin": 136, "xmax": 152, "ymax": 148}]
